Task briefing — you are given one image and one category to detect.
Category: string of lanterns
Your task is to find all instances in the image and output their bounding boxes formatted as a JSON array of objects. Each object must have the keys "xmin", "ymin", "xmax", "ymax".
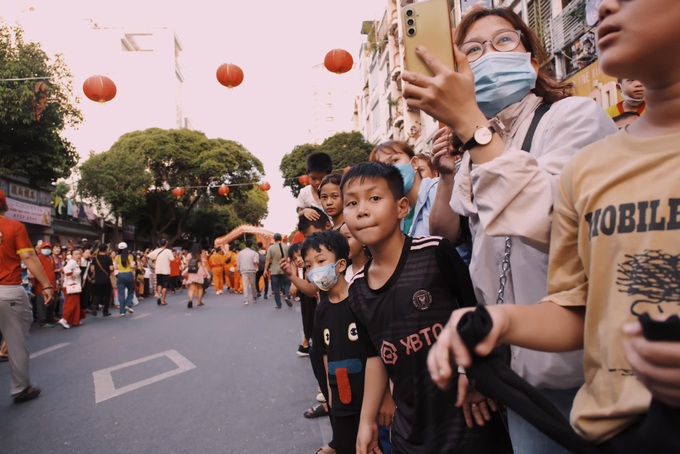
[
  {"xmin": 81, "ymin": 48, "xmax": 353, "ymax": 104},
  {"xmin": 169, "ymin": 166, "xmax": 352, "ymax": 199}
]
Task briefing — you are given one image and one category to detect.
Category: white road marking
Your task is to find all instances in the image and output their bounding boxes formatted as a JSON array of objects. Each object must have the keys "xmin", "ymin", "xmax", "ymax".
[
  {"xmin": 30, "ymin": 343, "xmax": 70, "ymax": 359},
  {"xmin": 93, "ymin": 349, "xmax": 196, "ymax": 403}
]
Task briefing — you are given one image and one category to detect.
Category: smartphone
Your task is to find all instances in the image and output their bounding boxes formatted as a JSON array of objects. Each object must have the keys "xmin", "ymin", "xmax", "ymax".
[{"xmin": 402, "ymin": 0, "xmax": 456, "ymax": 77}]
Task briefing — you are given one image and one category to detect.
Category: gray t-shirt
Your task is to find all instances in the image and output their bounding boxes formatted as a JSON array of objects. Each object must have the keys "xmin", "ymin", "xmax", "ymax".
[{"xmin": 265, "ymin": 242, "xmax": 289, "ymax": 275}]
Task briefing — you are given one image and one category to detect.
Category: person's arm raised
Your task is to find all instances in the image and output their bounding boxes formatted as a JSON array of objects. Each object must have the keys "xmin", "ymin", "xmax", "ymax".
[
  {"xmin": 402, "ymin": 45, "xmax": 505, "ymax": 164},
  {"xmin": 280, "ymin": 258, "xmax": 317, "ymax": 297},
  {"xmin": 428, "ymin": 127, "xmax": 461, "ymax": 241}
]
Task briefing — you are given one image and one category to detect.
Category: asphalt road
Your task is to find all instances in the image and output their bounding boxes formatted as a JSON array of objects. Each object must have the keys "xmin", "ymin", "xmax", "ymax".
[{"xmin": 0, "ymin": 288, "xmax": 331, "ymax": 454}]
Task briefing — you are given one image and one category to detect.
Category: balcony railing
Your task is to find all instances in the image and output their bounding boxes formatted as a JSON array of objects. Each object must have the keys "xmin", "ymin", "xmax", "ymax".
[{"xmin": 549, "ymin": 0, "xmax": 587, "ymax": 54}]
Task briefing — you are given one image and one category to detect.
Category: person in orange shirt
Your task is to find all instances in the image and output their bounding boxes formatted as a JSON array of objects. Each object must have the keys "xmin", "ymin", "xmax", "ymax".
[
  {"xmin": 0, "ymin": 190, "xmax": 53, "ymax": 402},
  {"xmin": 169, "ymin": 250, "xmax": 182, "ymax": 294},
  {"xmin": 208, "ymin": 248, "xmax": 226, "ymax": 295},
  {"xmin": 33, "ymin": 242, "xmax": 58, "ymax": 327},
  {"xmin": 225, "ymin": 245, "xmax": 242, "ymax": 294}
]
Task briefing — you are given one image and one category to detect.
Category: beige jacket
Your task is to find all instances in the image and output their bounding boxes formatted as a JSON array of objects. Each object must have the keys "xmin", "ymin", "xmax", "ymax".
[{"xmin": 451, "ymin": 94, "xmax": 618, "ymax": 388}]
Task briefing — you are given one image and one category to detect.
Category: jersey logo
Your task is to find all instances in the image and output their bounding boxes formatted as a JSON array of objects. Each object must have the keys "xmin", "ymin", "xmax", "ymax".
[
  {"xmin": 348, "ymin": 322, "xmax": 359, "ymax": 341},
  {"xmin": 412, "ymin": 289, "xmax": 433, "ymax": 311},
  {"xmin": 324, "ymin": 328, "xmax": 330, "ymax": 346},
  {"xmin": 380, "ymin": 340, "xmax": 398, "ymax": 365}
]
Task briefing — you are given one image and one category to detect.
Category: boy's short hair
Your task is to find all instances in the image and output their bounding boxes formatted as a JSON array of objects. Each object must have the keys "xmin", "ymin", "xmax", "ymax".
[
  {"xmin": 340, "ymin": 162, "xmax": 405, "ymax": 201},
  {"xmin": 301, "ymin": 230, "xmax": 350, "ymax": 263},
  {"xmin": 306, "ymin": 152, "xmax": 333, "ymax": 174},
  {"xmin": 287, "ymin": 242, "xmax": 302, "ymax": 260},
  {"xmin": 257, "ymin": 242, "xmax": 263, "ymax": 248},
  {"xmin": 298, "ymin": 206, "xmax": 330, "ymax": 234},
  {"xmin": 245, "ymin": 239, "xmax": 253, "ymax": 248}
]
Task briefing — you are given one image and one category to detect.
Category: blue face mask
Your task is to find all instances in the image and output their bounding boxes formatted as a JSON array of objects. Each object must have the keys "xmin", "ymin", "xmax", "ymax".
[
  {"xmin": 471, "ymin": 52, "xmax": 537, "ymax": 118},
  {"xmin": 307, "ymin": 261, "xmax": 341, "ymax": 292},
  {"xmin": 394, "ymin": 163, "xmax": 415, "ymax": 194}
]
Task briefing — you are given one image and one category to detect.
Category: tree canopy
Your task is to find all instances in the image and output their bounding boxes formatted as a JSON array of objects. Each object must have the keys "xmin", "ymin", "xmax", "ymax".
[
  {"xmin": 279, "ymin": 131, "xmax": 374, "ymax": 198},
  {"xmin": 0, "ymin": 23, "xmax": 81, "ymax": 185},
  {"xmin": 78, "ymin": 128, "xmax": 267, "ymax": 245}
]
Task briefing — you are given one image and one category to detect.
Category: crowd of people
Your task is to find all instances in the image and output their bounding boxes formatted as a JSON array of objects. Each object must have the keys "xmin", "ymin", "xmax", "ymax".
[{"xmin": 2, "ymin": 2, "xmax": 679, "ymax": 453}]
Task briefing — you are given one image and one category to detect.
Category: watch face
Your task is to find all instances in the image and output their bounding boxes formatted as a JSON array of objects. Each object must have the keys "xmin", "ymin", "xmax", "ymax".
[{"xmin": 474, "ymin": 127, "xmax": 493, "ymax": 145}]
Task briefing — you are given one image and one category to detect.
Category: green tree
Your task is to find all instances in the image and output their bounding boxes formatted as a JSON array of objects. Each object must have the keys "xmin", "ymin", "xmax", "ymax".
[
  {"xmin": 0, "ymin": 23, "xmax": 82, "ymax": 185},
  {"xmin": 279, "ymin": 131, "xmax": 373, "ymax": 197},
  {"xmin": 78, "ymin": 128, "xmax": 267, "ymax": 245},
  {"xmin": 78, "ymin": 147, "xmax": 153, "ymax": 242}
]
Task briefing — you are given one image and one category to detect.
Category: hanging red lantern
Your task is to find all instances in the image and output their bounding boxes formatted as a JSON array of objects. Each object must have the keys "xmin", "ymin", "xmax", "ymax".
[
  {"xmin": 259, "ymin": 181, "xmax": 271, "ymax": 192},
  {"xmin": 83, "ymin": 75, "xmax": 117, "ymax": 103},
  {"xmin": 218, "ymin": 185, "xmax": 231, "ymax": 196},
  {"xmin": 324, "ymin": 49, "xmax": 353, "ymax": 74},
  {"xmin": 216, "ymin": 63, "xmax": 244, "ymax": 88},
  {"xmin": 298, "ymin": 175, "xmax": 310, "ymax": 186},
  {"xmin": 343, "ymin": 166, "xmax": 352, "ymax": 175},
  {"xmin": 172, "ymin": 187, "xmax": 185, "ymax": 198}
]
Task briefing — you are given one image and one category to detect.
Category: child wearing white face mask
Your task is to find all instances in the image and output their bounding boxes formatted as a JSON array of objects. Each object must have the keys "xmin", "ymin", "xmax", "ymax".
[
  {"xmin": 402, "ymin": 6, "xmax": 618, "ymax": 454},
  {"xmin": 304, "ymin": 229, "xmax": 394, "ymax": 454},
  {"xmin": 606, "ymin": 78, "xmax": 646, "ymax": 118}
]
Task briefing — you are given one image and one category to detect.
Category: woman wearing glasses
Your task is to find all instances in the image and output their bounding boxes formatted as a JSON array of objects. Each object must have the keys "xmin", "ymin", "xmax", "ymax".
[{"xmin": 402, "ymin": 8, "xmax": 617, "ymax": 454}]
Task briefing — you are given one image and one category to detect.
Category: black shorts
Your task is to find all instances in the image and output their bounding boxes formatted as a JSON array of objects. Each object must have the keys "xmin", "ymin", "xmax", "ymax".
[{"xmin": 156, "ymin": 274, "xmax": 171, "ymax": 289}]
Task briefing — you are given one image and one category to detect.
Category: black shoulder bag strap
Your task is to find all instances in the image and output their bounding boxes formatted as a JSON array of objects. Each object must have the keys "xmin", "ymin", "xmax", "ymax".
[
  {"xmin": 95, "ymin": 255, "xmax": 110, "ymax": 275},
  {"xmin": 521, "ymin": 102, "xmax": 552, "ymax": 152},
  {"xmin": 278, "ymin": 243, "xmax": 285, "ymax": 259}
]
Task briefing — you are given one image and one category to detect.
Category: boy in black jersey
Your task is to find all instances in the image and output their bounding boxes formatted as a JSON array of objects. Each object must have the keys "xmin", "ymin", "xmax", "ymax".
[
  {"xmin": 341, "ymin": 162, "xmax": 511, "ymax": 454},
  {"xmin": 304, "ymin": 230, "xmax": 390, "ymax": 454}
]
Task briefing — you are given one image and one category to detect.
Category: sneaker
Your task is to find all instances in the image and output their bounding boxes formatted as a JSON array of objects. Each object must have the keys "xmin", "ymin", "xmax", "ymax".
[
  {"xmin": 103, "ymin": 311, "xmax": 111, "ymax": 317},
  {"xmin": 284, "ymin": 297, "xmax": 293, "ymax": 307},
  {"xmin": 57, "ymin": 319, "xmax": 70, "ymax": 329},
  {"xmin": 297, "ymin": 345, "xmax": 310, "ymax": 357},
  {"xmin": 125, "ymin": 306, "xmax": 134, "ymax": 314},
  {"xmin": 119, "ymin": 313, "xmax": 126, "ymax": 317}
]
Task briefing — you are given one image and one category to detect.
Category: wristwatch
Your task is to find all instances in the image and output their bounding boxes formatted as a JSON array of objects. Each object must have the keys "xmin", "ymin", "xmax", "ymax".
[{"xmin": 462, "ymin": 125, "xmax": 496, "ymax": 151}]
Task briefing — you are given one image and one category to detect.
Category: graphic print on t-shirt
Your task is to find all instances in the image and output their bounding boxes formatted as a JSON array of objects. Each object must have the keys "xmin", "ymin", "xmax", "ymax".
[{"xmin": 616, "ymin": 249, "xmax": 680, "ymax": 317}]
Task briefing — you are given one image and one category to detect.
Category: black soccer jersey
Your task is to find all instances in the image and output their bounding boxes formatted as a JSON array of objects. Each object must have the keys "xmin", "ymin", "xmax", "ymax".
[
  {"xmin": 349, "ymin": 236, "xmax": 511, "ymax": 453},
  {"xmin": 313, "ymin": 293, "xmax": 366, "ymax": 417}
]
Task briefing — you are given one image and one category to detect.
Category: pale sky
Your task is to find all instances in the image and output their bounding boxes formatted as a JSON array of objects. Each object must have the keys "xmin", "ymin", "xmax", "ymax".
[{"xmin": 2, "ymin": 0, "xmax": 385, "ymax": 234}]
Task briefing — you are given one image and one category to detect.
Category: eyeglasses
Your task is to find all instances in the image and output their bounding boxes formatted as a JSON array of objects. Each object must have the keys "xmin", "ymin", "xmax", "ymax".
[{"xmin": 459, "ymin": 29, "xmax": 523, "ymax": 63}]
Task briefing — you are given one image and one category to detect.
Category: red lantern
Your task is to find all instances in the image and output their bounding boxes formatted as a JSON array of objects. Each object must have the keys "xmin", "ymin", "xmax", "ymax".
[
  {"xmin": 343, "ymin": 166, "xmax": 351, "ymax": 175},
  {"xmin": 83, "ymin": 75, "xmax": 117, "ymax": 103},
  {"xmin": 216, "ymin": 63, "xmax": 244, "ymax": 88},
  {"xmin": 259, "ymin": 181, "xmax": 271, "ymax": 192},
  {"xmin": 298, "ymin": 175, "xmax": 310, "ymax": 186},
  {"xmin": 172, "ymin": 187, "xmax": 185, "ymax": 198},
  {"xmin": 324, "ymin": 49, "xmax": 353, "ymax": 74},
  {"xmin": 218, "ymin": 185, "xmax": 231, "ymax": 196}
]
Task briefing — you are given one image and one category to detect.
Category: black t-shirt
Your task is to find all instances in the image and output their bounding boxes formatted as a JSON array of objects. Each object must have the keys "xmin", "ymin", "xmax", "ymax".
[
  {"xmin": 92, "ymin": 254, "xmax": 113, "ymax": 285},
  {"xmin": 313, "ymin": 293, "xmax": 366, "ymax": 417},
  {"xmin": 349, "ymin": 236, "xmax": 501, "ymax": 453}
]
